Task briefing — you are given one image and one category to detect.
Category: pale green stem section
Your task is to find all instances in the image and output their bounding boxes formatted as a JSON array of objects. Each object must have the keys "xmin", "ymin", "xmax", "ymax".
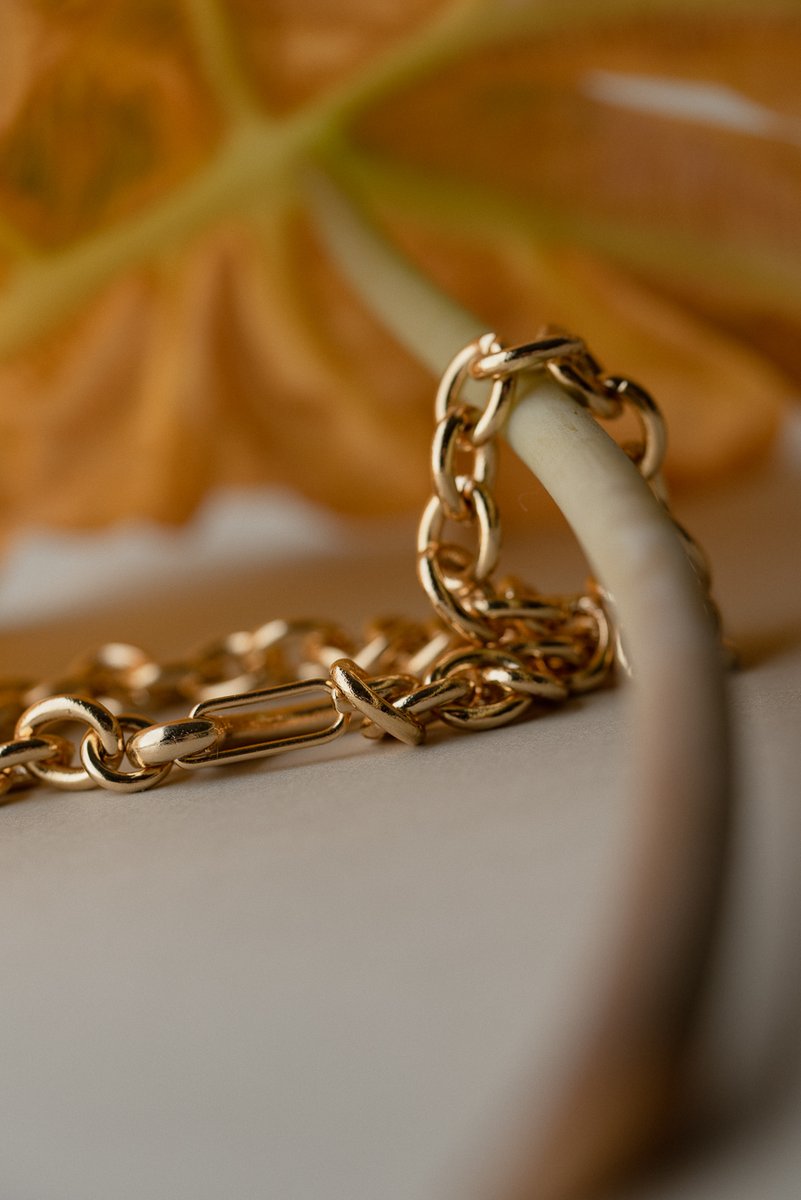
[
  {"xmin": 180, "ymin": 0, "xmax": 265, "ymax": 121},
  {"xmin": 0, "ymin": 0, "xmax": 492, "ymax": 357},
  {"xmin": 310, "ymin": 176, "xmax": 730, "ymax": 1199},
  {"xmin": 0, "ymin": 121, "xmax": 289, "ymax": 357}
]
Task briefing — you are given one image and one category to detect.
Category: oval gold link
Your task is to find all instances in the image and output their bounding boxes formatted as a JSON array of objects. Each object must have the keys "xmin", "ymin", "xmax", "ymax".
[
  {"xmin": 469, "ymin": 591, "xmax": 563, "ymax": 627},
  {"xmin": 330, "ymin": 660, "xmax": 424, "ymax": 746},
  {"xmin": 15, "ymin": 696, "xmax": 123, "ymax": 791},
  {"xmin": 546, "ymin": 353, "xmax": 622, "ymax": 420},
  {"xmin": 431, "ymin": 407, "xmax": 496, "ymax": 518},
  {"xmin": 74, "ymin": 641, "xmax": 152, "ymax": 675},
  {"xmin": 434, "ymin": 332, "xmax": 498, "ymax": 423},
  {"xmin": 464, "ymin": 480, "xmax": 500, "ymax": 583},
  {"xmin": 435, "ymin": 690, "xmax": 530, "ymax": 732},
  {"xmin": 356, "ymin": 673, "xmax": 422, "ymax": 740},
  {"xmin": 589, "ymin": 580, "xmax": 632, "ymax": 678},
  {"xmin": 358, "ymin": 676, "xmax": 473, "ymax": 741},
  {"xmin": 127, "ymin": 717, "xmax": 221, "ymax": 769},
  {"xmin": 141, "ymin": 659, "xmax": 199, "ymax": 707},
  {"xmin": 393, "ymin": 676, "xmax": 472, "ymax": 717},
  {"xmin": 0, "ymin": 733, "xmax": 70, "ymax": 771},
  {"xmin": 433, "ymin": 332, "xmax": 516, "ymax": 447},
  {"xmin": 65, "ymin": 642, "xmax": 157, "ymax": 706},
  {"xmin": 418, "ymin": 481, "xmax": 500, "ymax": 587},
  {"xmin": 427, "ymin": 648, "xmax": 534, "ymax": 730},
  {"xmin": 443, "ymin": 645, "xmax": 566, "ymax": 700},
  {"xmin": 603, "ymin": 375, "xmax": 666, "ymax": 480},
  {"xmin": 481, "ymin": 663, "xmax": 568, "ymax": 701},
  {"xmin": 471, "ymin": 333, "xmax": 585, "ymax": 382},
  {"xmin": 249, "ymin": 619, "xmax": 355, "ymax": 682},
  {"xmin": 353, "ymin": 618, "xmax": 432, "ymax": 676},
  {"xmin": 0, "ymin": 733, "xmax": 71, "ymax": 799},
  {"xmin": 417, "ymin": 493, "xmax": 449, "ymax": 560},
  {"xmin": 566, "ymin": 595, "xmax": 617, "ymax": 694},
  {"xmin": 249, "ymin": 618, "xmax": 319, "ymax": 655},
  {"xmin": 80, "ymin": 714, "xmax": 173, "ymax": 794},
  {"xmin": 515, "ymin": 635, "xmax": 584, "ymax": 667},
  {"xmin": 180, "ymin": 679, "xmax": 349, "ymax": 768},
  {"xmin": 471, "ymin": 373, "xmax": 516, "ymax": 446},
  {"xmin": 183, "ymin": 629, "xmax": 261, "ymax": 702},
  {"xmin": 417, "ymin": 549, "xmax": 496, "ymax": 643}
]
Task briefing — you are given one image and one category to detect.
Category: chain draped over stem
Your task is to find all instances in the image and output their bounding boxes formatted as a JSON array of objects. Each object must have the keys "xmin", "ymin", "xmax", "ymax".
[{"xmin": 0, "ymin": 330, "xmax": 719, "ymax": 797}]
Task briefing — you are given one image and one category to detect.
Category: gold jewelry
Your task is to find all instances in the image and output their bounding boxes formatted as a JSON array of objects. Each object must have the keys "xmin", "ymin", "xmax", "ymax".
[{"xmin": 0, "ymin": 330, "xmax": 720, "ymax": 798}]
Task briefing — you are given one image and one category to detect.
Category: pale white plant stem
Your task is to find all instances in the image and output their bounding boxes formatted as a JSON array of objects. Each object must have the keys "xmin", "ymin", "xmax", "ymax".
[{"xmin": 309, "ymin": 173, "xmax": 731, "ymax": 1198}]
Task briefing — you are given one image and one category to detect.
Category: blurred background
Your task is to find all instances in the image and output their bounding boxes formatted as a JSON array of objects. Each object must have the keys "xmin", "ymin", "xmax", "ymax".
[
  {"xmin": 0, "ymin": 4, "xmax": 800, "ymax": 1200},
  {"xmin": 0, "ymin": 0, "xmax": 798, "ymax": 538}
]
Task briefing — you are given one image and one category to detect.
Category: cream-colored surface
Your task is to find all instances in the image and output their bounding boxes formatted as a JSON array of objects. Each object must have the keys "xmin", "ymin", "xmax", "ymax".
[{"xmin": 0, "ymin": 425, "xmax": 799, "ymax": 1199}]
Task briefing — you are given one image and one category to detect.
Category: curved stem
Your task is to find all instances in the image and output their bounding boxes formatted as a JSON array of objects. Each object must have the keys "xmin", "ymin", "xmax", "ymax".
[{"xmin": 310, "ymin": 174, "xmax": 732, "ymax": 1198}]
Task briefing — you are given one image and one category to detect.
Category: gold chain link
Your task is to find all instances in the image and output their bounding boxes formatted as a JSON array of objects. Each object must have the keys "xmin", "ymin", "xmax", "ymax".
[{"xmin": 0, "ymin": 330, "xmax": 723, "ymax": 797}]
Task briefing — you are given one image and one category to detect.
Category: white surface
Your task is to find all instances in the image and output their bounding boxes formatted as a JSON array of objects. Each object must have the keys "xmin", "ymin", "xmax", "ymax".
[{"xmin": 0, "ymin": 428, "xmax": 799, "ymax": 1199}]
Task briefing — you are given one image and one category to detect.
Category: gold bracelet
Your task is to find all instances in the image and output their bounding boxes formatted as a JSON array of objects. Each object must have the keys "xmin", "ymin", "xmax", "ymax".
[{"xmin": 0, "ymin": 329, "xmax": 721, "ymax": 798}]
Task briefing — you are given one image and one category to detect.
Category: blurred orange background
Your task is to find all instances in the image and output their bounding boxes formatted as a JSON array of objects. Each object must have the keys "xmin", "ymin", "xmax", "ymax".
[{"xmin": 0, "ymin": 0, "xmax": 798, "ymax": 534}]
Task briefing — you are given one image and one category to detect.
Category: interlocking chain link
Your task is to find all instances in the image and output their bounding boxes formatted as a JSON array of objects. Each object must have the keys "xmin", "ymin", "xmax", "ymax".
[{"xmin": 0, "ymin": 330, "xmax": 723, "ymax": 797}]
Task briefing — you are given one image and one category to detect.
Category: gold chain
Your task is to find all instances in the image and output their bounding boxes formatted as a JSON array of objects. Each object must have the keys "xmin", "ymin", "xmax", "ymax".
[{"xmin": 0, "ymin": 330, "xmax": 720, "ymax": 798}]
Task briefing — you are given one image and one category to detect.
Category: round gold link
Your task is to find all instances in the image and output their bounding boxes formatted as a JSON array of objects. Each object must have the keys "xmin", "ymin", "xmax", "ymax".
[
  {"xmin": 127, "ymin": 717, "xmax": 221, "ymax": 769},
  {"xmin": 330, "ymin": 660, "xmax": 424, "ymax": 746},
  {"xmin": 15, "ymin": 695, "xmax": 123, "ymax": 791},
  {"xmin": 80, "ymin": 714, "xmax": 173, "ymax": 794}
]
